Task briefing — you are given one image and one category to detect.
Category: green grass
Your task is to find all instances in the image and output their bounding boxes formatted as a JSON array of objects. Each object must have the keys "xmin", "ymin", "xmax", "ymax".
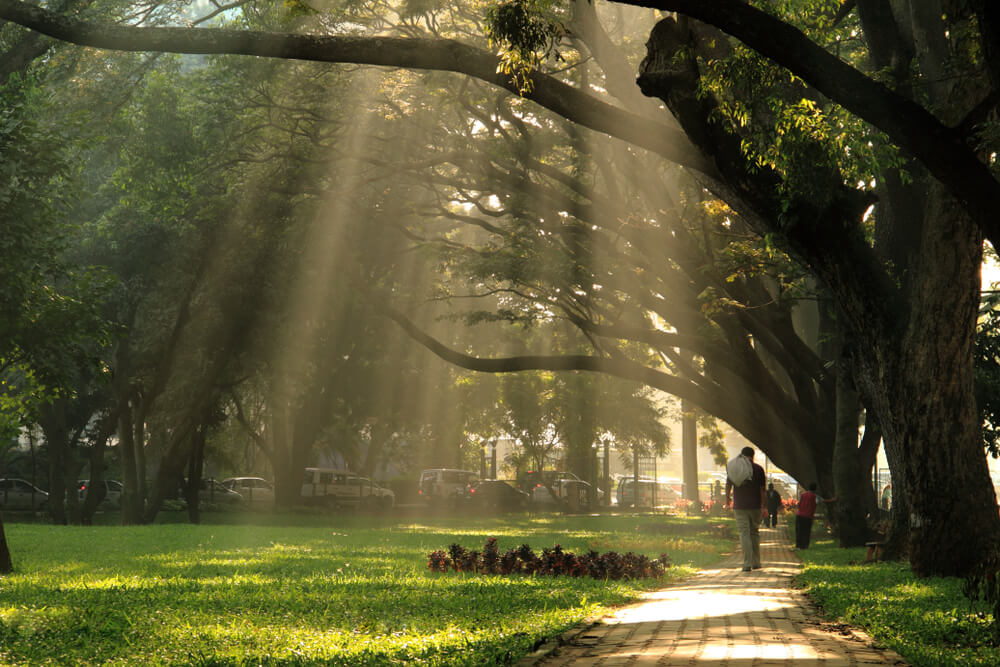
[
  {"xmin": 793, "ymin": 527, "xmax": 999, "ymax": 666},
  {"xmin": 0, "ymin": 512, "xmax": 732, "ymax": 665}
]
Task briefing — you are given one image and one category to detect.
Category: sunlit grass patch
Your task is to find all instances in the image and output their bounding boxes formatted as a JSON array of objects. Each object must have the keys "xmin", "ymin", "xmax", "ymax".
[
  {"xmin": 794, "ymin": 532, "xmax": 1000, "ymax": 666},
  {"xmin": 0, "ymin": 512, "xmax": 729, "ymax": 665}
]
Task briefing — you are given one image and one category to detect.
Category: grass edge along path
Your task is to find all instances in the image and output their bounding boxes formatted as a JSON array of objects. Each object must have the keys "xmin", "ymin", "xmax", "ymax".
[
  {"xmin": 0, "ymin": 512, "xmax": 732, "ymax": 666},
  {"xmin": 792, "ymin": 525, "xmax": 999, "ymax": 666}
]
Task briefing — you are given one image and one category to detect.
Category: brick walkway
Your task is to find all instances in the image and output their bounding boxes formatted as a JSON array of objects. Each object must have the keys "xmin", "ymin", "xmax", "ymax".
[{"xmin": 518, "ymin": 526, "xmax": 908, "ymax": 666}]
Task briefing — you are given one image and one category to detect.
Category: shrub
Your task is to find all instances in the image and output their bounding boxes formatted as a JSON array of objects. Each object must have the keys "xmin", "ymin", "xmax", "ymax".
[
  {"xmin": 481, "ymin": 537, "xmax": 501, "ymax": 574},
  {"xmin": 962, "ymin": 551, "xmax": 1000, "ymax": 641},
  {"xmin": 426, "ymin": 550, "xmax": 452, "ymax": 572},
  {"xmin": 428, "ymin": 538, "xmax": 671, "ymax": 580}
]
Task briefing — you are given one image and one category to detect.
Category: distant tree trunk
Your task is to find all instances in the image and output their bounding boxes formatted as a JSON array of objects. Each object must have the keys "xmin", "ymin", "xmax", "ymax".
[
  {"xmin": 115, "ymin": 336, "xmax": 146, "ymax": 525},
  {"xmin": 38, "ymin": 398, "xmax": 69, "ymax": 525},
  {"xmin": 144, "ymin": 409, "xmax": 214, "ymax": 524},
  {"xmin": 117, "ymin": 395, "xmax": 144, "ymax": 525},
  {"xmin": 79, "ymin": 411, "xmax": 115, "ymax": 525},
  {"xmin": 361, "ymin": 421, "xmax": 389, "ymax": 478},
  {"xmin": 0, "ymin": 514, "xmax": 12, "ymax": 573},
  {"xmin": 830, "ymin": 356, "xmax": 869, "ymax": 547},
  {"xmin": 185, "ymin": 424, "xmax": 207, "ymax": 524},
  {"xmin": 268, "ymin": 383, "xmax": 297, "ymax": 508},
  {"xmin": 681, "ymin": 400, "xmax": 698, "ymax": 502}
]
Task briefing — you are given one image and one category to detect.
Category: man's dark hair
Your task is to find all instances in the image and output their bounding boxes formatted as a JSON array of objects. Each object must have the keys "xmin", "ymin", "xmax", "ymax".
[{"xmin": 740, "ymin": 446, "xmax": 755, "ymax": 458}]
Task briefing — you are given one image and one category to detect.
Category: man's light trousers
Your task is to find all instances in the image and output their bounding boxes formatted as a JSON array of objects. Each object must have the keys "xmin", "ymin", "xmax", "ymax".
[{"xmin": 734, "ymin": 508, "xmax": 761, "ymax": 569}]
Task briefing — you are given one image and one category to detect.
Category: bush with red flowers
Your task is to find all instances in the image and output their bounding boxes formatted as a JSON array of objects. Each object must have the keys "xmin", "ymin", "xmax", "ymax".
[{"xmin": 428, "ymin": 537, "xmax": 671, "ymax": 580}]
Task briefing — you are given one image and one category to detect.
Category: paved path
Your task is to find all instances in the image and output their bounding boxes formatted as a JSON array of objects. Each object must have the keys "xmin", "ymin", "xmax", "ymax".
[{"xmin": 519, "ymin": 526, "xmax": 908, "ymax": 666}]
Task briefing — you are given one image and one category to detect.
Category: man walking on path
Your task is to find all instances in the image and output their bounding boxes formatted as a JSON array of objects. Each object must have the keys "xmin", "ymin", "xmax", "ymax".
[
  {"xmin": 726, "ymin": 446, "xmax": 766, "ymax": 571},
  {"xmin": 765, "ymin": 482, "xmax": 782, "ymax": 528}
]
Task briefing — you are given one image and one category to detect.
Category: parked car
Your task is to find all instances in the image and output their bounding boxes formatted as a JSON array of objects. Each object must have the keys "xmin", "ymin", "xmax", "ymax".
[
  {"xmin": 517, "ymin": 471, "xmax": 597, "ymax": 507},
  {"xmin": 418, "ymin": 469, "xmax": 479, "ymax": 505},
  {"xmin": 221, "ymin": 477, "xmax": 275, "ymax": 505},
  {"xmin": 301, "ymin": 468, "xmax": 395, "ymax": 509},
  {"xmin": 530, "ymin": 478, "xmax": 595, "ymax": 508},
  {"xmin": 0, "ymin": 478, "xmax": 48, "ymax": 511},
  {"xmin": 617, "ymin": 478, "xmax": 681, "ymax": 508},
  {"xmin": 199, "ymin": 479, "xmax": 245, "ymax": 505},
  {"xmin": 516, "ymin": 470, "xmax": 582, "ymax": 493},
  {"xmin": 462, "ymin": 480, "xmax": 530, "ymax": 512},
  {"xmin": 78, "ymin": 479, "xmax": 124, "ymax": 508}
]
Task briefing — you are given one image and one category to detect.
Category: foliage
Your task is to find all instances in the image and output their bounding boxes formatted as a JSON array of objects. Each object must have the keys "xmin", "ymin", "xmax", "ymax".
[
  {"xmin": 428, "ymin": 536, "xmax": 671, "ymax": 579},
  {"xmin": 0, "ymin": 513, "xmax": 729, "ymax": 665},
  {"xmin": 976, "ymin": 295, "xmax": 1000, "ymax": 457},
  {"xmin": 484, "ymin": 0, "xmax": 563, "ymax": 92},
  {"xmin": 0, "ymin": 74, "xmax": 114, "ymax": 439},
  {"xmin": 962, "ymin": 550, "xmax": 1000, "ymax": 643},
  {"xmin": 796, "ymin": 533, "xmax": 1000, "ymax": 666},
  {"xmin": 698, "ymin": 6, "xmax": 907, "ymax": 213}
]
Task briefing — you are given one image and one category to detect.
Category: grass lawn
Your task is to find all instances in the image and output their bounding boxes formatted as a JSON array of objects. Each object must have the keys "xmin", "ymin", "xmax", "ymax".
[
  {"xmin": 793, "ymin": 525, "xmax": 999, "ymax": 666},
  {"xmin": 0, "ymin": 511, "xmax": 732, "ymax": 665}
]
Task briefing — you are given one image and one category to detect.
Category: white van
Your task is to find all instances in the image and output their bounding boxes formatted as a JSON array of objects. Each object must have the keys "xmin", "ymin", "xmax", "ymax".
[
  {"xmin": 418, "ymin": 469, "xmax": 479, "ymax": 505},
  {"xmin": 301, "ymin": 468, "xmax": 395, "ymax": 509}
]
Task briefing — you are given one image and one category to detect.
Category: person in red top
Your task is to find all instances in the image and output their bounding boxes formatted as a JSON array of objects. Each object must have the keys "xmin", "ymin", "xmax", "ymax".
[
  {"xmin": 726, "ymin": 446, "xmax": 766, "ymax": 571},
  {"xmin": 795, "ymin": 483, "xmax": 837, "ymax": 549}
]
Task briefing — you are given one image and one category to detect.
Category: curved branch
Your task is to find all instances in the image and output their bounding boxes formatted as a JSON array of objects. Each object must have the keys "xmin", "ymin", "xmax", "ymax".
[
  {"xmin": 622, "ymin": 0, "xmax": 1000, "ymax": 243},
  {"xmin": 0, "ymin": 0, "xmax": 714, "ymax": 175},
  {"xmin": 379, "ymin": 300, "xmax": 820, "ymax": 454}
]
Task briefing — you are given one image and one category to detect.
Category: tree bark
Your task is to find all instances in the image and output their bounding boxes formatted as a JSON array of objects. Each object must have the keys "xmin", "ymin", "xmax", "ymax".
[
  {"xmin": 681, "ymin": 399, "xmax": 698, "ymax": 503},
  {"xmin": 117, "ymin": 396, "xmax": 143, "ymax": 525},
  {"xmin": 865, "ymin": 181, "xmax": 1000, "ymax": 575},
  {"xmin": 0, "ymin": 514, "xmax": 12, "ymax": 573},
  {"xmin": 38, "ymin": 398, "xmax": 69, "ymax": 525},
  {"xmin": 831, "ymin": 354, "xmax": 870, "ymax": 547}
]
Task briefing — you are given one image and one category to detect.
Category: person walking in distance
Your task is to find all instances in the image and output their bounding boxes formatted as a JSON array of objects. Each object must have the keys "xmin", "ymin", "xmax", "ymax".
[
  {"xmin": 765, "ymin": 483, "xmax": 782, "ymax": 528},
  {"xmin": 795, "ymin": 483, "xmax": 837, "ymax": 549},
  {"xmin": 726, "ymin": 446, "xmax": 766, "ymax": 571}
]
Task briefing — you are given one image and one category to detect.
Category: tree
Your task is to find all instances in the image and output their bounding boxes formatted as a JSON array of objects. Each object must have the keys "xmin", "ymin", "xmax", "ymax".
[{"xmin": 626, "ymin": 2, "xmax": 1000, "ymax": 574}]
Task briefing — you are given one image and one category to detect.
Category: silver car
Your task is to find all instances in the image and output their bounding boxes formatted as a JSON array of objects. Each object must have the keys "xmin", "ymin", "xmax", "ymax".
[
  {"xmin": 0, "ymin": 478, "xmax": 48, "ymax": 511},
  {"xmin": 221, "ymin": 477, "xmax": 275, "ymax": 505},
  {"xmin": 199, "ymin": 479, "xmax": 245, "ymax": 505},
  {"xmin": 78, "ymin": 479, "xmax": 124, "ymax": 508}
]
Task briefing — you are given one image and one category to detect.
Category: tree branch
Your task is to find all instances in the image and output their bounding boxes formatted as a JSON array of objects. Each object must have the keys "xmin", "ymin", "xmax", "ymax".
[
  {"xmin": 0, "ymin": 0, "xmax": 714, "ymax": 175},
  {"xmin": 619, "ymin": 0, "xmax": 1000, "ymax": 244}
]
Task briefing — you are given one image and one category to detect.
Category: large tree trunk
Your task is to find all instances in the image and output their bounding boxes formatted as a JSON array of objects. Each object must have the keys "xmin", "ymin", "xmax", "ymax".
[{"xmin": 865, "ymin": 182, "xmax": 1000, "ymax": 576}]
